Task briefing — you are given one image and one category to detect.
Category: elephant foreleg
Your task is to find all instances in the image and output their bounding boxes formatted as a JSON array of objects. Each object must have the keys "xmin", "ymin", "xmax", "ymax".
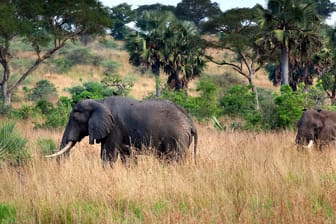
[{"xmin": 101, "ymin": 144, "xmax": 119, "ymax": 167}]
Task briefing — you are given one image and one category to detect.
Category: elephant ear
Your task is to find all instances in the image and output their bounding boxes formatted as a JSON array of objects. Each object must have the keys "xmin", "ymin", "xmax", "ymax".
[{"xmin": 88, "ymin": 104, "xmax": 114, "ymax": 144}]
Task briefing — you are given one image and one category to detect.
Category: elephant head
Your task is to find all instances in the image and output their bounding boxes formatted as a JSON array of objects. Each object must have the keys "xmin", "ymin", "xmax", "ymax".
[
  {"xmin": 295, "ymin": 109, "xmax": 333, "ymax": 148},
  {"xmin": 46, "ymin": 99, "xmax": 114, "ymax": 158}
]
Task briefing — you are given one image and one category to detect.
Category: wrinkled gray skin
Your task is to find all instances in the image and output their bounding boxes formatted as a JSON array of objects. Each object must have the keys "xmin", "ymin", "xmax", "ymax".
[
  {"xmin": 295, "ymin": 109, "xmax": 336, "ymax": 148},
  {"xmin": 56, "ymin": 96, "xmax": 197, "ymax": 165}
]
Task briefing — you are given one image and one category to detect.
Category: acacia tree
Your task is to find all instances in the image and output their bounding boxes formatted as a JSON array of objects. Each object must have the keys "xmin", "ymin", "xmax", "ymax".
[
  {"xmin": 175, "ymin": 0, "xmax": 221, "ymax": 31},
  {"xmin": 203, "ymin": 8, "xmax": 263, "ymax": 110},
  {"xmin": 0, "ymin": 0, "xmax": 110, "ymax": 108},
  {"xmin": 109, "ymin": 3, "xmax": 135, "ymax": 40}
]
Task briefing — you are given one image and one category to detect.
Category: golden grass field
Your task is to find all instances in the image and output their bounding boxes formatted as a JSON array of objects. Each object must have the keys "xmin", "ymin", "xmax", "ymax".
[
  {"xmin": 2, "ymin": 125, "xmax": 336, "ymax": 223},
  {"xmin": 1, "ymin": 38, "xmax": 336, "ymax": 223}
]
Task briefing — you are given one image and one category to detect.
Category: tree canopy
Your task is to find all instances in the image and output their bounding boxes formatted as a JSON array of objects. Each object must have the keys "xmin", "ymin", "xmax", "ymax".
[{"xmin": 0, "ymin": 0, "xmax": 111, "ymax": 107}]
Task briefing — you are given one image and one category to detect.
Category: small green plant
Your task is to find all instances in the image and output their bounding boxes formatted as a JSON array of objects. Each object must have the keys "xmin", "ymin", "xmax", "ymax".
[
  {"xmin": 37, "ymin": 138, "xmax": 57, "ymax": 155},
  {"xmin": 0, "ymin": 203, "xmax": 16, "ymax": 224},
  {"xmin": 0, "ymin": 121, "xmax": 30, "ymax": 165}
]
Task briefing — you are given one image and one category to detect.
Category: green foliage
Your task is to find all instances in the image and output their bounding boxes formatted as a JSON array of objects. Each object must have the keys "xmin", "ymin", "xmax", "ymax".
[
  {"xmin": 160, "ymin": 77, "xmax": 219, "ymax": 120},
  {"xmin": 68, "ymin": 76, "xmax": 133, "ymax": 104},
  {"xmin": 37, "ymin": 138, "xmax": 57, "ymax": 155},
  {"xmin": 0, "ymin": 121, "xmax": 30, "ymax": 165},
  {"xmin": 35, "ymin": 100, "xmax": 55, "ymax": 115},
  {"xmin": 273, "ymin": 85, "xmax": 304, "ymax": 129},
  {"xmin": 99, "ymin": 39, "xmax": 119, "ymax": 49},
  {"xmin": 0, "ymin": 203, "xmax": 16, "ymax": 224},
  {"xmin": 220, "ymin": 85, "xmax": 256, "ymax": 117},
  {"xmin": 100, "ymin": 60, "xmax": 120, "ymax": 74},
  {"xmin": 39, "ymin": 97, "xmax": 73, "ymax": 129},
  {"xmin": 11, "ymin": 104, "xmax": 35, "ymax": 120},
  {"xmin": 67, "ymin": 81, "xmax": 116, "ymax": 104},
  {"xmin": 53, "ymin": 48, "xmax": 102, "ymax": 73},
  {"xmin": 25, "ymin": 80, "xmax": 58, "ymax": 101}
]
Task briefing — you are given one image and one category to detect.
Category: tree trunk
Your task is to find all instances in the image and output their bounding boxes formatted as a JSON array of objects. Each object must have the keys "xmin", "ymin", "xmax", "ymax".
[
  {"xmin": 1, "ymin": 60, "xmax": 11, "ymax": 108},
  {"xmin": 280, "ymin": 45, "xmax": 289, "ymax": 85},
  {"xmin": 247, "ymin": 70, "xmax": 260, "ymax": 111},
  {"xmin": 151, "ymin": 57, "xmax": 161, "ymax": 97}
]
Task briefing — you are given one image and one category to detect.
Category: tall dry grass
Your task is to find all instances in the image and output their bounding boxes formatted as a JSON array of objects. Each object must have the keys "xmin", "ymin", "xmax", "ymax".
[{"xmin": 1, "ymin": 123, "xmax": 336, "ymax": 223}]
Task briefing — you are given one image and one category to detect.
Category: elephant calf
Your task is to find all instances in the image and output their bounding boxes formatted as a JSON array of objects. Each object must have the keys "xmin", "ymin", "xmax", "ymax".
[
  {"xmin": 295, "ymin": 109, "xmax": 336, "ymax": 149},
  {"xmin": 46, "ymin": 96, "xmax": 198, "ymax": 165}
]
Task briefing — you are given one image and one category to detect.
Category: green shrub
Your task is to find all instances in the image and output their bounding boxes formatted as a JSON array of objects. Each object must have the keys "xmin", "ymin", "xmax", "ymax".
[
  {"xmin": 53, "ymin": 47, "xmax": 102, "ymax": 73},
  {"xmin": 0, "ymin": 203, "xmax": 16, "ymax": 224},
  {"xmin": 0, "ymin": 121, "xmax": 30, "ymax": 165},
  {"xmin": 26, "ymin": 80, "xmax": 58, "ymax": 101},
  {"xmin": 67, "ymin": 81, "xmax": 115, "ymax": 103},
  {"xmin": 35, "ymin": 100, "xmax": 55, "ymax": 115},
  {"xmin": 220, "ymin": 85, "xmax": 256, "ymax": 118},
  {"xmin": 12, "ymin": 104, "xmax": 36, "ymax": 120},
  {"xmin": 40, "ymin": 97, "xmax": 72, "ymax": 129},
  {"xmin": 100, "ymin": 60, "xmax": 120, "ymax": 74},
  {"xmin": 160, "ymin": 78, "xmax": 219, "ymax": 120},
  {"xmin": 37, "ymin": 138, "xmax": 57, "ymax": 155},
  {"xmin": 273, "ymin": 85, "xmax": 304, "ymax": 129}
]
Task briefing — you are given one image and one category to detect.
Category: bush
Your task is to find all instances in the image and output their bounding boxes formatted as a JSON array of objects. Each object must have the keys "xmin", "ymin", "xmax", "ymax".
[
  {"xmin": 12, "ymin": 104, "xmax": 36, "ymax": 120},
  {"xmin": 273, "ymin": 85, "xmax": 304, "ymax": 129},
  {"xmin": 220, "ymin": 85, "xmax": 256, "ymax": 118},
  {"xmin": 0, "ymin": 121, "xmax": 30, "ymax": 165},
  {"xmin": 25, "ymin": 80, "xmax": 58, "ymax": 101},
  {"xmin": 40, "ymin": 97, "xmax": 72, "ymax": 129},
  {"xmin": 53, "ymin": 47, "xmax": 102, "ymax": 73},
  {"xmin": 160, "ymin": 77, "xmax": 219, "ymax": 120},
  {"xmin": 37, "ymin": 138, "xmax": 57, "ymax": 155},
  {"xmin": 67, "ymin": 81, "xmax": 116, "ymax": 103},
  {"xmin": 35, "ymin": 100, "xmax": 55, "ymax": 115}
]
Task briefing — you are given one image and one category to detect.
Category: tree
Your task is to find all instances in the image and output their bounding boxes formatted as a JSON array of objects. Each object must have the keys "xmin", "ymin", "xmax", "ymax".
[
  {"xmin": 109, "ymin": 3, "xmax": 135, "ymax": 40},
  {"xmin": 203, "ymin": 8, "xmax": 263, "ymax": 110},
  {"xmin": 255, "ymin": 0, "xmax": 321, "ymax": 85},
  {"xmin": 309, "ymin": 0, "xmax": 336, "ymax": 19},
  {"xmin": 126, "ymin": 10, "xmax": 206, "ymax": 96},
  {"xmin": 175, "ymin": 0, "xmax": 221, "ymax": 31},
  {"xmin": 0, "ymin": 0, "xmax": 110, "ymax": 108}
]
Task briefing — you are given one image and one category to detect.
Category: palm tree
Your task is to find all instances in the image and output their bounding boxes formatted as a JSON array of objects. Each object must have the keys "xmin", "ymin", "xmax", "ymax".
[
  {"xmin": 126, "ymin": 11, "xmax": 206, "ymax": 95},
  {"xmin": 255, "ymin": 0, "xmax": 320, "ymax": 85},
  {"xmin": 126, "ymin": 10, "xmax": 175, "ymax": 96}
]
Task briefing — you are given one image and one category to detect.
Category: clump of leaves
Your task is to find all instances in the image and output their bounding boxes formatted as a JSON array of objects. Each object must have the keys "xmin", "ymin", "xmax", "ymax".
[{"xmin": 0, "ymin": 121, "xmax": 30, "ymax": 165}]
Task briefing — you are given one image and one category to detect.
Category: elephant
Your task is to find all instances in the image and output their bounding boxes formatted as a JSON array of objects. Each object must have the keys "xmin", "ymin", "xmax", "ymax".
[
  {"xmin": 295, "ymin": 109, "xmax": 336, "ymax": 149},
  {"xmin": 46, "ymin": 96, "xmax": 198, "ymax": 165}
]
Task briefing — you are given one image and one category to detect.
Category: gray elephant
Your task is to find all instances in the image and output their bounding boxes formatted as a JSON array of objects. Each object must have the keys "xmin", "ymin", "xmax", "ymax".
[
  {"xmin": 295, "ymin": 109, "xmax": 336, "ymax": 149},
  {"xmin": 46, "ymin": 96, "xmax": 198, "ymax": 165}
]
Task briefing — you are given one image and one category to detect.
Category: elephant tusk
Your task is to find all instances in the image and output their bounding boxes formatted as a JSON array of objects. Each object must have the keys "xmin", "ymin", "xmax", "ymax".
[
  {"xmin": 45, "ymin": 141, "xmax": 74, "ymax": 158},
  {"xmin": 303, "ymin": 140, "xmax": 314, "ymax": 149}
]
